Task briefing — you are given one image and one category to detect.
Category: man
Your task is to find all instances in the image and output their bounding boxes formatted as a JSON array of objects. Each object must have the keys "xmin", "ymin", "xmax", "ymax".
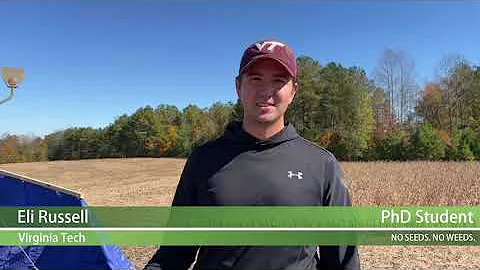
[{"xmin": 144, "ymin": 40, "xmax": 361, "ymax": 270}]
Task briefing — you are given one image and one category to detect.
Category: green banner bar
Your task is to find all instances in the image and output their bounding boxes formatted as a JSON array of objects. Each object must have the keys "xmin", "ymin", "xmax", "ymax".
[
  {"xmin": 0, "ymin": 207, "xmax": 478, "ymax": 228},
  {"xmin": 1, "ymin": 230, "xmax": 478, "ymax": 246}
]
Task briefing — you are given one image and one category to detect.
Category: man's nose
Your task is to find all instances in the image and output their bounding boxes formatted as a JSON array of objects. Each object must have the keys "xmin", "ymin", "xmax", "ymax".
[{"xmin": 257, "ymin": 83, "xmax": 277, "ymax": 98}]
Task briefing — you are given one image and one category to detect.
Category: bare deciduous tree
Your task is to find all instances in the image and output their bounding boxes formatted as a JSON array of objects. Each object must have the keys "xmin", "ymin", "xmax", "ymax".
[{"xmin": 375, "ymin": 48, "xmax": 418, "ymax": 124}]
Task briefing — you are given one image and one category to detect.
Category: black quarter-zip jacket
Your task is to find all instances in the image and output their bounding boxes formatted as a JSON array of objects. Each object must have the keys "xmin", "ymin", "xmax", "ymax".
[{"xmin": 144, "ymin": 121, "xmax": 360, "ymax": 270}]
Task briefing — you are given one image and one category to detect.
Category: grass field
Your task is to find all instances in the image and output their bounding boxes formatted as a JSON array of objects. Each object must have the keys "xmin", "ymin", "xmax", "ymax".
[{"xmin": 1, "ymin": 158, "xmax": 479, "ymax": 269}]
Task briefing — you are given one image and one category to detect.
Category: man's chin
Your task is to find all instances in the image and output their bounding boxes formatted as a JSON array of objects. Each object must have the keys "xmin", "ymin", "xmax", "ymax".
[{"xmin": 255, "ymin": 114, "xmax": 279, "ymax": 124}]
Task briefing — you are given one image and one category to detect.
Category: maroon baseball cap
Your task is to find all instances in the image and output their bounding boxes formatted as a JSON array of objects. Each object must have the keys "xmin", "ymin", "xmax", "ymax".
[{"xmin": 239, "ymin": 40, "xmax": 297, "ymax": 78}]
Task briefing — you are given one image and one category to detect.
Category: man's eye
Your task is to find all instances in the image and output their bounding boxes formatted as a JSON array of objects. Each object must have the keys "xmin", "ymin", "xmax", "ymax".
[{"xmin": 251, "ymin": 77, "xmax": 262, "ymax": 81}]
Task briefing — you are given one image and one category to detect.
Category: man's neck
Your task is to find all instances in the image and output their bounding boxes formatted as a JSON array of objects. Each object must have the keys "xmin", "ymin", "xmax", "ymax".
[{"xmin": 242, "ymin": 118, "xmax": 285, "ymax": 140}]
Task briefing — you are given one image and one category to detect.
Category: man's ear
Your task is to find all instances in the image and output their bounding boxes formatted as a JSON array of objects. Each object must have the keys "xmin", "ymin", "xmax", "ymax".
[
  {"xmin": 291, "ymin": 81, "xmax": 299, "ymax": 99},
  {"xmin": 235, "ymin": 76, "xmax": 241, "ymax": 99}
]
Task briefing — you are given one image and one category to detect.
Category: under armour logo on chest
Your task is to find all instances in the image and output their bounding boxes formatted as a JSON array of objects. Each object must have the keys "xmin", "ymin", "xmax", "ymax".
[{"xmin": 288, "ymin": 171, "xmax": 303, "ymax": 179}]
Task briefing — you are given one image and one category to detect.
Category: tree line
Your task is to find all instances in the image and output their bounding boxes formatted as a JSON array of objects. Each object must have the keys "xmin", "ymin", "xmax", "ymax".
[{"xmin": 1, "ymin": 50, "xmax": 479, "ymax": 163}]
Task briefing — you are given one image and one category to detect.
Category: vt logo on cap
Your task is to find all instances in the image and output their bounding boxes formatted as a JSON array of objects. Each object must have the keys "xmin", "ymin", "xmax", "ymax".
[{"xmin": 254, "ymin": 41, "xmax": 286, "ymax": 53}]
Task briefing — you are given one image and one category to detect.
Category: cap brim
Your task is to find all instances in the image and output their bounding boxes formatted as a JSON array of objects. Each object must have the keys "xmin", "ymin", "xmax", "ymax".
[{"xmin": 239, "ymin": 55, "xmax": 296, "ymax": 78}]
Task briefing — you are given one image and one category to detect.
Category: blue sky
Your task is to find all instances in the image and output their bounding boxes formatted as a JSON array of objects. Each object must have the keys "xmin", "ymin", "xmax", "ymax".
[{"xmin": 1, "ymin": 1, "xmax": 479, "ymax": 137}]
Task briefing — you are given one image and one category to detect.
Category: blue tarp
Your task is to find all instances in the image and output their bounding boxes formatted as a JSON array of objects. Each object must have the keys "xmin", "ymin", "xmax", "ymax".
[{"xmin": 0, "ymin": 172, "xmax": 135, "ymax": 270}]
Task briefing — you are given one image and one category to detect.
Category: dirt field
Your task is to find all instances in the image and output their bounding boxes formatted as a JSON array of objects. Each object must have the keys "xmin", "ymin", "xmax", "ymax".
[{"xmin": 1, "ymin": 158, "xmax": 479, "ymax": 269}]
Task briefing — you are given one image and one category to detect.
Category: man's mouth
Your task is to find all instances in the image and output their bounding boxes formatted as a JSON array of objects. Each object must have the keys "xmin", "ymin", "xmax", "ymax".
[{"xmin": 256, "ymin": 102, "xmax": 274, "ymax": 107}]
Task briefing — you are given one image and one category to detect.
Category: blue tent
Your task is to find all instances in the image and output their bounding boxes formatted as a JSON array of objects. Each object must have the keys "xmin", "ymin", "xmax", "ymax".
[{"xmin": 0, "ymin": 169, "xmax": 134, "ymax": 270}]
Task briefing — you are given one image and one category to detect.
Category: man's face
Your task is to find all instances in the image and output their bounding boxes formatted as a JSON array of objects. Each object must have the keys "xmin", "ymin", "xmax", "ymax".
[{"xmin": 236, "ymin": 58, "xmax": 298, "ymax": 125}]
